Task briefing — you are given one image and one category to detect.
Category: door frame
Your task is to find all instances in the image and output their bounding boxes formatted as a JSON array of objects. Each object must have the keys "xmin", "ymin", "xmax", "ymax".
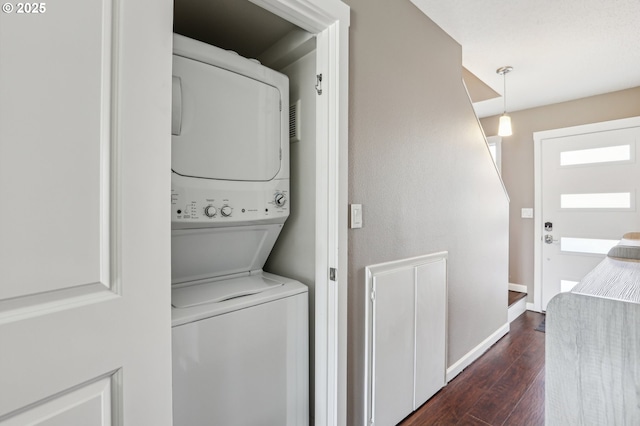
[
  {"xmin": 533, "ymin": 116, "xmax": 640, "ymax": 312},
  {"xmin": 247, "ymin": 1, "xmax": 350, "ymax": 424}
]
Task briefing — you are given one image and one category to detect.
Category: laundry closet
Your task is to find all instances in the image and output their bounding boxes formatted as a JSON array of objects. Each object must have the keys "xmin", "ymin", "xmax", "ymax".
[{"xmin": 171, "ymin": 0, "xmax": 319, "ymax": 424}]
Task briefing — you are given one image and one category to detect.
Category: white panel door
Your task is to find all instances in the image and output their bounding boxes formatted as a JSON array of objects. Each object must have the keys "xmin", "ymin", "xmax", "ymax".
[
  {"xmin": 414, "ymin": 259, "xmax": 446, "ymax": 409},
  {"xmin": 539, "ymin": 121, "xmax": 640, "ymax": 310},
  {"xmin": 0, "ymin": 0, "xmax": 173, "ymax": 424},
  {"xmin": 366, "ymin": 253, "xmax": 448, "ymax": 426},
  {"xmin": 371, "ymin": 268, "xmax": 416, "ymax": 426}
]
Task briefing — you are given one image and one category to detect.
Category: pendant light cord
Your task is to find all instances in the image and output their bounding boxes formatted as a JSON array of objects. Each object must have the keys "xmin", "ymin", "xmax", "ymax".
[
  {"xmin": 496, "ymin": 66, "xmax": 513, "ymax": 115},
  {"xmin": 503, "ymin": 71, "xmax": 507, "ymax": 114}
]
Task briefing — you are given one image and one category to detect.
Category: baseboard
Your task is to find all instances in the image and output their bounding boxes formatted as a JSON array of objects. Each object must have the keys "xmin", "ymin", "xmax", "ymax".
[
  {"xmin": 526, "ymin": 302, "xmax": 540, "ymax": 312},
  {"xmin": 509, "ymin": 283, "xmax": 527, "ymax": 293},
  {"xmin": 446, "ymin": 322, "xmax": 510, "ymax": 383},
  {"xmin": 508, "ymin": 297, "xmax": 527, "ymax": 323}
]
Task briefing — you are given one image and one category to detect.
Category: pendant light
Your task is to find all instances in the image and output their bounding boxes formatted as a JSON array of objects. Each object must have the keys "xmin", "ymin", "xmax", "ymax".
[{"xmin": 496, "ymin": 66, "xmax": 513, "ymax": 137}]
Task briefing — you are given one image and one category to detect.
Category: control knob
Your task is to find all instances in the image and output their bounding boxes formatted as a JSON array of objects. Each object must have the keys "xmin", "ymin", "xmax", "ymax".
[
  {"xmin": 221, "ymin": 205, "xmax": 233, "ymax": 217},
  {"xmin": 274, "ymin": 193, "xmax": 286, "ymax": 207},
  {"xmin": 204, "ymin": 205, "xmax": 217, "ymax": 218}
]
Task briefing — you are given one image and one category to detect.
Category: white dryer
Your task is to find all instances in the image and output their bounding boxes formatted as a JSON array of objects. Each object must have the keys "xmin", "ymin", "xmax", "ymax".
[{"xmin": 170, "ymin": 34, "xmax": 308, "ymax": 426}]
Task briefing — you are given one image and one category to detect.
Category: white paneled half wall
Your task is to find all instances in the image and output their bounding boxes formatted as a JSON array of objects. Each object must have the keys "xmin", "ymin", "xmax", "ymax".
[{"xmin": 363, "ymin": 252, "xmax": 447, "ymax": 426}]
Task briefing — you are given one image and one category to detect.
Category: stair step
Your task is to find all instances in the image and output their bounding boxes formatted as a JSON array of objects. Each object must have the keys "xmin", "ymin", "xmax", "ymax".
[{"xmin": 508, "ymin": 290, "xmax": 527, "ymax": 307}]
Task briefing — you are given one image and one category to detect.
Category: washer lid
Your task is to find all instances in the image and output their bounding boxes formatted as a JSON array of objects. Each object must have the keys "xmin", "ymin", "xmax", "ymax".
[{"xmin": 172, "ymin": 275, "xmax": 284, "ymax": 308}]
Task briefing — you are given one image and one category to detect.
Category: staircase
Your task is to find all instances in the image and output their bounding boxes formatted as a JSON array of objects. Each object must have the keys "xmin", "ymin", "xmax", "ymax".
[{"xmin": 508, "ymin": 290, "xmax": 527, "ymax": 322}]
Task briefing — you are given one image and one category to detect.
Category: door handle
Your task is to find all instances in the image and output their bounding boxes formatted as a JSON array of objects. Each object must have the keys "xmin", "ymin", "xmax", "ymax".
[{"xmin": 544, "ymin": 234, "xmax": 556, "ymax": 244}]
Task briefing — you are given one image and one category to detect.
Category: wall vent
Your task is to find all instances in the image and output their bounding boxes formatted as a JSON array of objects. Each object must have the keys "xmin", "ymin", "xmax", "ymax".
[{"xmin": 289, "ymin": 100, "xmax": 301, "ymax": 143}]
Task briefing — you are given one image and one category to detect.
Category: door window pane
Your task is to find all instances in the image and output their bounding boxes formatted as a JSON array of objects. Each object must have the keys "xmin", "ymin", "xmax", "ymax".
[
  {"xmin": 560, "ymin": 192, "xmax": 631, "ymax": 209},
  {"xmin": 560, "ymin": 237, "xmax": 619, "ymax": 255},
  {"xmin": 560, "ymin": 145, "xmax": 631, "ymax": 166}
]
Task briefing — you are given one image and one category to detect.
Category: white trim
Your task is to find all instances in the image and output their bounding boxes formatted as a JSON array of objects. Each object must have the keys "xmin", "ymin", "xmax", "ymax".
[
  {"xmin": 313, "ymin": 24, "xmax": 332, "ymax": 426},
  {"xmin": 251, "ymin": 0, "xmax": 348, "ymax": 31},
  {"xmin": 461, "ymin": 79, "xmax": 510, "ymax": 203},
  {"xmin": 313, "ymin": 19, "xmax": 346, "ymax": 426},
  {"xmin": 508, "ymin": 298, "xmax": 527, "ymax": 323},
  {"xmin": 445, "ymin": 322, "xmax": 509, "ymax": 382},
  {"xmin": 533, "ymin": 116, "xmax": 640, "ymax": 141},
  {"xmin": 508, "ymin": 283, "xmax": 527, "ymax": 293},
  {"xmin": 526, "ymin": 302, "xmax": 540, "ymax": 312},
  {"xmin": 533, "ymin": 116, "xmax": 640, "ymax": 312},
  {"xmin": 365, "ymin": 251, "xmax": 449, "ymax": 276},
  {"xmin": 336, "ymin": 18, "xmax": 349, "ymax": 426}
]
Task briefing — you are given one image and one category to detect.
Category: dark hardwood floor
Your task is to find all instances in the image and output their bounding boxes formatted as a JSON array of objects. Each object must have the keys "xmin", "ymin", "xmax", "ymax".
[{"xmin": 399, "ymin": 311, "xmax": 546, "ymax": 426}]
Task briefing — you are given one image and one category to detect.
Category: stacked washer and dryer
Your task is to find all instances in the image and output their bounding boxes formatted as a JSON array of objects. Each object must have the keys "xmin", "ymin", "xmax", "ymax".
[{"xmin": 170, "ymin": 34, "xmax": 309, "ymax": 426}]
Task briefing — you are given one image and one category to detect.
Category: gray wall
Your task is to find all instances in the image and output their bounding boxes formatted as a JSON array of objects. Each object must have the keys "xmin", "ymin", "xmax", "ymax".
[
  {"xmin": 265, "ymin": 49, "xmax": 317, "ymax": 416},
  {"xmin": 480, "ymin": 87, "xmax": 640, "ymax": 303},
  {"xmin": 266, "ymin": 51, "xmax": 317, "ymax": 306},
  {"xmin": 344, "ymin": 0, "xmax": 510, "ymax": 422}
]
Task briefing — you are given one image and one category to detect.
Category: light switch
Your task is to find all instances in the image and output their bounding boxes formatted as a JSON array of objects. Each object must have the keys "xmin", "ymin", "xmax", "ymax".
[
  {"xmin": 350, "ymin": 204, "xmax": 363, "ymax": 228},
  {"xmin": 521, "ymin": 208, "xmax": 534, "ymax": 219}
]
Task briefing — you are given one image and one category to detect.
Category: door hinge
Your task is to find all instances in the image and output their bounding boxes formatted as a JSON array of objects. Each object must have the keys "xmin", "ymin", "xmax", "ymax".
[
  {"xmin": 315, "ymin": 74, "xmax": 323, "ymax": 95},
  {"xmin": 370, "ymin": 290, "xmax": 376, "ymax": 301},
  {"xmin": 329, "ymin": 267, "xmax": 336, "ymax": 281},
  {"xmin": 279, "ymin": 99, "xmax": 282, "ymax": 111}
]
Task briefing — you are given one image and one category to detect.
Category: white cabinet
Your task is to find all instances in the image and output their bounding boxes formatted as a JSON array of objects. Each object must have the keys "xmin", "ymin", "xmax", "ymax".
[{"xmin": 364, "ymin": 253, "xmax": 447, "ymax": 426}]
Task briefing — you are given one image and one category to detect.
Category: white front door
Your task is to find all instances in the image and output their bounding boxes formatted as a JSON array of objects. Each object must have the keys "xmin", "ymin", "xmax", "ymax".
[
  {"xmin": 535, "ymin": 117, "xmax": 640, "ymax": 311},
  {"xmin": 0, "ymin": 0, "xmax": 173, "ymax": 423}
]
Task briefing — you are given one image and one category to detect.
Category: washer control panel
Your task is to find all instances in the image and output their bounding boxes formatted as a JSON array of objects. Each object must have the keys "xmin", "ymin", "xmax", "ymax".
[{"xmin": 171, "ymin": 178, "xmax": 289, "ymax": 227}]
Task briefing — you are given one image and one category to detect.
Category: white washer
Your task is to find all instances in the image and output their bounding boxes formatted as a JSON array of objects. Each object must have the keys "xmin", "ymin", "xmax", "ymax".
[
  {"xmin": 172, "ymin": 272, "xmax": 308, "ymax": 426},
  {"xmin": 170, "ymin": 34, "xmax": 308, "ymax": 426}
]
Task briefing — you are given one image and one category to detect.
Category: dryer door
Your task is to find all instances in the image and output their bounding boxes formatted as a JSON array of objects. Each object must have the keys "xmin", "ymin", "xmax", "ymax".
[{"xmin": 172, "ymin": 55, "xmax": 282, "ymax": 181}]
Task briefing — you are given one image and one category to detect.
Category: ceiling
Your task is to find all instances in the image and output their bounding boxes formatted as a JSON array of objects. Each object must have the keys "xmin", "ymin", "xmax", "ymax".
[{"xmin": 411, "ymin": 0, "xmax": 640, "ymax": 118}]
